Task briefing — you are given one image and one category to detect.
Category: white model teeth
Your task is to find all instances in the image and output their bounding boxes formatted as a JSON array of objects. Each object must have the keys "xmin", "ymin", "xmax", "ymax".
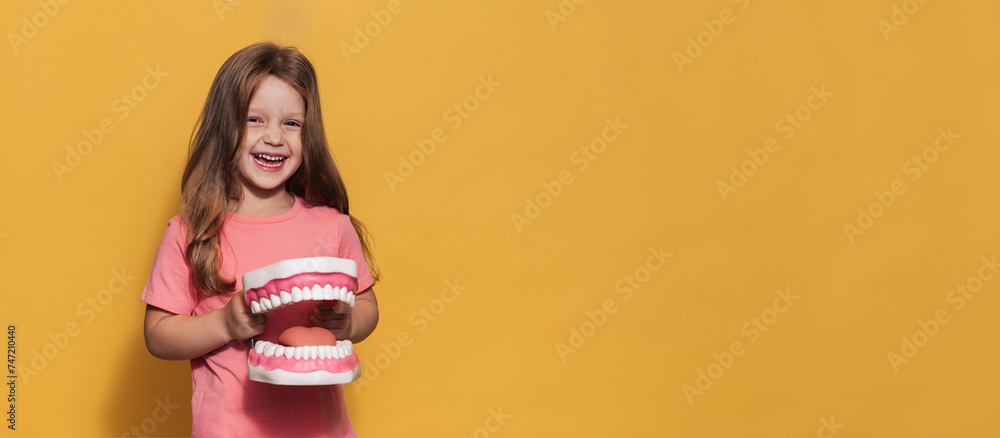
[
  {"xmin": 253, "ymin": 340, "xmax": 354, "ymax": 359},
  {"xmin": 250, "ymin": 285, "xmax": 358, "ymax": 314},
  {"xmin": 263, "ymin": 343, "xmax": 278, "ymax": 357}
]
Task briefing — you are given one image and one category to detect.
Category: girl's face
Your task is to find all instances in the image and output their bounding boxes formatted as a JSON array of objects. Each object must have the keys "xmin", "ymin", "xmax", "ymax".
[{"xmin": 236, "ymin": 75, "xmax": 305, "ymax": 198}]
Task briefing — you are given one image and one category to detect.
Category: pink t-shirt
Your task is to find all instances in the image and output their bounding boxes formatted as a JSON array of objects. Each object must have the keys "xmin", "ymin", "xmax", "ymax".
[{"xmin": 141, "ymin": 195, "xmax": 374, "ymax": 437}]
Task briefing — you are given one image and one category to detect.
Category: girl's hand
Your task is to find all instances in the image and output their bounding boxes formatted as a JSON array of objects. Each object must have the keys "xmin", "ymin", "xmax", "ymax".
[
  {"xmin": 312, "ymin": 300, "xmax": 352, "ymax": 341},
  {"xmin": 223, "ymin": 289, "xmax": 268, "ymax": 341}
]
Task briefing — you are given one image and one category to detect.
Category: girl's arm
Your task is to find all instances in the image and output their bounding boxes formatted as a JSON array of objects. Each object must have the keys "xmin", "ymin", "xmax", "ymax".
[
  {"xmin": 144, "ymin": 290, "xmax": 267, "ymax": 360},
  {"xmin": 348, "ymin": 287, "xmax": 379, "ymax": 343}
]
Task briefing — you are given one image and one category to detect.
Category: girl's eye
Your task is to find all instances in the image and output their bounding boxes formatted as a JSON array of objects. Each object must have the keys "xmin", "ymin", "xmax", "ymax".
[{"xmin": 246, "ymin": 117, "xmax": 300, "ymax": 126}]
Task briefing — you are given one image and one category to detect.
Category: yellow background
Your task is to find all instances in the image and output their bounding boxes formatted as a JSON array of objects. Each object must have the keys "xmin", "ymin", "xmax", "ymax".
[{"xmin": 2, "ymin": 0, "xmax": 998, "ymax": 436}]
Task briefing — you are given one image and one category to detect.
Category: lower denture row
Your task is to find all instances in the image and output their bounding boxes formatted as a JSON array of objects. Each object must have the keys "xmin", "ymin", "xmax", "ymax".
[
  {"xmin": 253, "ymin": 340, "xmax": 353, "ymax": 360},
  {"xmin": 249, "ymin": 340, "xmax": 360, "ymax": 374}
]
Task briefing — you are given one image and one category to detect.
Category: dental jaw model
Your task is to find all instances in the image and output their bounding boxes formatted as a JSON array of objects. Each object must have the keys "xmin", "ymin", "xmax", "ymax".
[{"xmin": 242, "ymin": 257, "xmax": 361, "ymax": 385}]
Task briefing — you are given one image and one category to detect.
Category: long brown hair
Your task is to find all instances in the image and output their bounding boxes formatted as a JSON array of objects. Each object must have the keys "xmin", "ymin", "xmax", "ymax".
[{"xmin": 181, "ymin": 42, "xmax": 380, "ymax": 296}]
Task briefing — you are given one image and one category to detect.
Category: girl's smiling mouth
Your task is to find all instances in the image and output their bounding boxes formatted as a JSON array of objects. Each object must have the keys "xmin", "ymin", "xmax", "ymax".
[{"xmin": 251, "ymin": 152, "xmax": 287, "ymax": 170}]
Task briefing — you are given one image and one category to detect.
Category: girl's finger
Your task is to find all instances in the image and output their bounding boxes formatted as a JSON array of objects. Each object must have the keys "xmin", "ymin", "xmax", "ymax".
[
  {"xmin": 311, "ymin": 316, "xmax": 334, "ymax": 328},
  {"xmin": 314, "ymin": 313, "xmax": 347, "ymax": 323},
  {"xmin": 332, "ymin": 301, "xmax": 352, "ymax": 313}
]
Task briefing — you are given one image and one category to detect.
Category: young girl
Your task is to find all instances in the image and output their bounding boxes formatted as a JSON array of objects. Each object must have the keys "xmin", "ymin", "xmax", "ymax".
[{"xmin": 141, "ymin": 42, "xmax": 379, "ymax": 437}]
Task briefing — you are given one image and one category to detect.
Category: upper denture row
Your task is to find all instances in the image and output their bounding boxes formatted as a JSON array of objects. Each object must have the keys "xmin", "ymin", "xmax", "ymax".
[{"xmin": 247, "ymin": 284, "xmax": 356, "ymax": 313}]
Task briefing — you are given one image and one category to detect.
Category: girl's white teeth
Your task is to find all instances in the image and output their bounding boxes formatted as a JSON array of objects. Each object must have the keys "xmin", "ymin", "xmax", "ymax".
[
  {"xmin": 253, "ymin": 340, "xmax": 354, "ymax": 360},
  {"xmin": 250, "ymin": 285, "xmax": 356, "ymax": 314},
  {"xmin": 253, "ymin": 153, "xmax": 285, "ymax": 167}
]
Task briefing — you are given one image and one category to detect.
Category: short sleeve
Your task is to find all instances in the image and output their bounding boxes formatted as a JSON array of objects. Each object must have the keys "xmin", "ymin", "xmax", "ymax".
[
  {"xmin": 337, "ymin": 213, "xmax": 375, "ymax": 293},
  {"xmin": 140, "ymin": 217, "xmax": 200, "ymax": 315}
]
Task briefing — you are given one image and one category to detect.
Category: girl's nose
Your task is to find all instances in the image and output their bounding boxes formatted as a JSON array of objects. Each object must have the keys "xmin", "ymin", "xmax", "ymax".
[{"xmin": 263, "ymin": 125, "xmax": 283, "ymax": 145}]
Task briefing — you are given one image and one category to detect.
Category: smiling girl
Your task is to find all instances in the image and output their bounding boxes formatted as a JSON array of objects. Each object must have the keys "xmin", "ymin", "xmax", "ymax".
[{"xmin": 140, "ymin": 42, "xmax": 379, "ymax": 437}]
